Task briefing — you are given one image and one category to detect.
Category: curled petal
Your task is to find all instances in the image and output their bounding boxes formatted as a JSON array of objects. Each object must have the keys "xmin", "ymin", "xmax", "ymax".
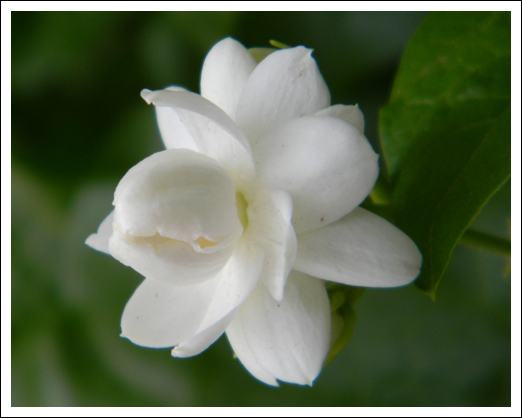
[
  {"xmin": 226, "ymin": 271, "xmax": 331, "ymax": 386},
  {"xmin": 294, "ymin": 207, "xmax": 422, "ymax": 287},
  {"xmin": 245, "ymin": 188, "xmax": 297, "ymax": 302},
  {"xmin": 85, "ymin": 211, "xmax": 114, "ymax": 255},
  {"xmin": 142, "ymin": 88, "xmax": 255, "ymax": 182},
  {"xmin": 200, "ymin": 38, "xmax": 256, "ymax": 119},
  {"xmin": 110, "ymin": 149, "xmax": 243, "ymax": 285},
  {"xmin": 109, "ymin": 234, "xmax": 235, "ymax": 286},
  {"xmin": 235, "ymin": 46, "xmax": 331, "ymax": 138},
  {"xmin": 153, "ymin": 86, "xmax": 199, "ymax": 152},
  {"xmin": 113, "ymin": 149, "xmax": 240, "ymax": 245},
  {"xmin": 254, "ymin": 115, "xmax": 379, "ymax": 234}
]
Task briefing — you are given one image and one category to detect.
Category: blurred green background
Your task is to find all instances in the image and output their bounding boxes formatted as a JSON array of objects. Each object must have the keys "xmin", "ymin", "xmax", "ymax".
[{"xmin": 11, "ymin": 11, "xmax": 511, "ymax": 406}]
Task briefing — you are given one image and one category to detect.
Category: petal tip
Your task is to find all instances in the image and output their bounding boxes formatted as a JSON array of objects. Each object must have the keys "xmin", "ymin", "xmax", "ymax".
[
  {"xmin": 305, "ymin": 372, "xmax": 318, "ymax": 387},
  {"xmin": 219, "ymin": 36, "xmax": 239, "ymax": 46},
  {"xmin": 170, "ymin": 344, "xmax": 193, "ymax": 358},
  {"xmin": 85, "ymin": 233, "xmax": 95, "ymax": 248},
  {"xmin": 85, "ymin": 232, "xmax": 110, "ymax": 254},
  {"xmin": 171, "ymin": 346, "xmax": 182, "ymax": 357},
  {"xmin": 289, "ymin": 45, "xmax": 313, "ymax": 62},
  {"xmin": 140, "ymin": 88, "xmax": 153, "ymax": 104},
  {"xmin": 268, "ymin": 286, "xmax": 285, "ymax": 304}
]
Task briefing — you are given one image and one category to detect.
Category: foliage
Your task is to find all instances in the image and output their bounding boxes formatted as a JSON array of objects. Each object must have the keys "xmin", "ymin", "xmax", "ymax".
[{"xmin": 380, "ymin": 11, "xmax": 510, "ymax": 295}]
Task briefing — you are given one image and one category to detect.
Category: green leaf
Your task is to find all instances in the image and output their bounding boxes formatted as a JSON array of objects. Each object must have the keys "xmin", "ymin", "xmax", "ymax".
[{"xmin": 379, "ymin": 12, "xmax": 510, "ymax": 295}]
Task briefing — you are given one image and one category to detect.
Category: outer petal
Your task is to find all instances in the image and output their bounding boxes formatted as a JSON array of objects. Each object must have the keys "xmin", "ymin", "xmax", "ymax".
[
  {"xmin": 121, "ymin": 241, "xmax": 264, "ymax": 350},
  {"xmin": 200, "ymin": 38, "xmax": 256, "ymax": 119},
  {"xmin": 110, "ymin": 149, "xmax": 243, "ymax": 285},
  {"xmin": 294, "ymin": 207, "xmax": 422, "ymax": 287},
  {"xmin": 85, "ymin": 211, "xmax": 114, "ymax": 255},
  {"xmin": 253, "ymin": 115, "xmax": 379, "ymax": 234},
  {"xmin": 224, "ymin": 314, "xmax": 279, "ymax": 387},
  {"xmin": 171, "ymin": 309, "xmax": 238, "ymax": 358},
  {"xmin": 142, "ymin": 88, "xmax": 255, "ymax": 183},
  {"xmin": 244, "ymin": 188, "xmax": 297, "ymax": 302},
  {"xmin": 226, "ymin": 271, "xmax": 331, "ymax": 386},
  {"xmin": 172, "ymin": 240, "xmax": 264, "ymax": 356},
  {"xmin": 235, "ymin": 46, "xmax": 330, "ymax": 138},
  {"xmin": 153, "ymin": 87, "xmax": 199, "ymax": 152},
  {"xmin": 314, "ymin": 104, "xmax": 365, "ymax": 134},
  {"xmin": 120, "ymin": 276, "xmax": 217, "ymax": 348}
]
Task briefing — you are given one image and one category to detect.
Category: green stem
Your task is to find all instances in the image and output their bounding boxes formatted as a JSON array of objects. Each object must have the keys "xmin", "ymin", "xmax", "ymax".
[{"xmin": 460, "ymin": 228, "xmax": 511, "ymax": 257}]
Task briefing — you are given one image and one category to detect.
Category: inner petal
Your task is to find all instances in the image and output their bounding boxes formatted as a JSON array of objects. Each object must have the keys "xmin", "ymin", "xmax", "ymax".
[
  {"xmin": 109, "ymin": 149, "xmax": 244, "ymax": 285},
  {"xmin": 253, "ymin": 115, "xmax": 379, "ymax": 234},
  {"xmin": 194, "ymin": 236, "xmax": 218, "ymax": 249},
  {"xmin": 114, "ymin": 148, "xmax": 242, "ymax": 245},
  {"xmin": 122, "ymin": 232, "xmax": 218, "ymax": 252}
]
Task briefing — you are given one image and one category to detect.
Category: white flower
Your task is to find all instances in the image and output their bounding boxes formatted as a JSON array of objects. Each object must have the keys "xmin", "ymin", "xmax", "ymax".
[{"xmin": 86, "ymin": 38, "xmax": 422, "ymax": 386}]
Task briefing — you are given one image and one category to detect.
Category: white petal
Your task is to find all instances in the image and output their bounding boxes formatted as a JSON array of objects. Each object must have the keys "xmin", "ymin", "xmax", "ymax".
[
  {"xmin": 153, "ymin": 86, "xmax": 199, "ymax": 151},
  {"xmin": 120, "ymin": 276, "xmax": 217, "ymax": 348},
  {"xmin": 245, "ymin": 188, "xmax": 297, "ymax": 302},
  {"xmin": 294, "ymin": 207, "xmax": 422, "ymax": 287},
  {"xmin": 195, "ymin": 239, "xmax": 264, "ymax": 330},
  {"xmin": 110, "ymin": 149, "xmax": 243, "ymax": 285},
  {"xmin": 113, "ymin": 149, "xmax": 240, "ymax": 243},
  {"xmin": 235, "ymin": 46, "xmax": 330, "ymax": 138},
  {"xmin": 314, "ymin": 104, "xmax": 365, "ymax": 134},
  {"xmin": 171, "ymin": 239, "xmax": 264, "ymax": 357},
  {"xmin": 171, "ymin": 309, "xmax": 237, "ymax": 358},
  {"xmin": 110, "ymin": 233, "xmax": 234, "ymax": 286},
  {"xmin": 121, "ymin": 241, "xmax": 264, "ymax": 351},
  {"xmin": 142, "ymin": 88, "xmax": 255, "ymax": 183},
  {"xmin": 254, "ymin": 115, "xmax": 379, "ymax": 234},
  {"xmin": 200, "ymin": 38, "xmax": 256, "ymax": 119},
  {"xmin": 225, "ymin": 315, "xmax": 279, "ymax": 387},
  {"xmin": 226, "ymin": 271, "xmax": 331, "ymax": 386},
  {"xmin": 85, "ymin": 211, "xmax": 114, "ymax": 255}
]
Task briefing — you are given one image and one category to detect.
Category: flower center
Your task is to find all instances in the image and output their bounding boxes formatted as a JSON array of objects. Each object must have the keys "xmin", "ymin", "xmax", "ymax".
[{"xmin": 236, "ymin": 191, "xmax": 249, "ymax": 230}]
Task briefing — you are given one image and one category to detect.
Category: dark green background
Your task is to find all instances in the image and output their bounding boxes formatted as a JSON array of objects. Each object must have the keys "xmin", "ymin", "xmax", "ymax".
[{"xmin": 11, "ymin": 11, "xmax": 511, "ymax": 406}]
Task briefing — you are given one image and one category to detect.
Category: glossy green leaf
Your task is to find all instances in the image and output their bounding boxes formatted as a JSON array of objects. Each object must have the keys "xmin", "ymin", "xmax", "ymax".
[{"xmin": 380, "ymin": 12, "xmax": 510, "ymax": 295}]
